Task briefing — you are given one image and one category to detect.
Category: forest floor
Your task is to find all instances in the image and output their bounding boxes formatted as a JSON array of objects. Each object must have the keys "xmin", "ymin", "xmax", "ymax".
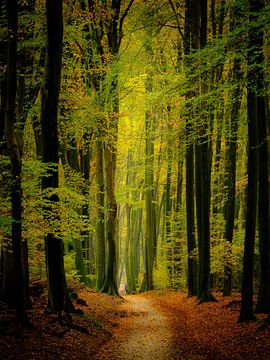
[{"xmin": 1, "ymin": 283, "xmax": 270, "ymax": 359}]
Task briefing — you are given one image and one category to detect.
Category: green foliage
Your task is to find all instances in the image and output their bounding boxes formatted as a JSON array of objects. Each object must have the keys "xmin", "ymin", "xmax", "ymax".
[
  {"xmin": 1, "ymin": 0, "xmax": 268, "ymax": 295},
  {"xmin": 64, "ymin": 252, "xmax": 81, "ymax": 282},
  {"xmin": 153, "ymin": 256, "xmax": 169, "ymax": 291}
]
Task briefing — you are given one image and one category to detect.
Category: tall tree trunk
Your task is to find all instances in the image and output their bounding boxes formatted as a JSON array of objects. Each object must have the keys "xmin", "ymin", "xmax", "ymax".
[
  {"xmin": 125, "ymin": 151, "xmax": 132, "ymax": 291},
  {"xmin": 5, "ymin": 0, "xmax": 28, "ymax": 323},
  {"xmin": 255, "ymin": 0, "xmax": 270, "ymax": 314},
  {"xmin": 41, "ymin": 0, "xmax": 73, "ymax": 313},
  {"xmin": 184, "ymin": 0, "xmax": 197, "ymax": 297},
  {"xmin": 102, "ymin": 128, "xmax": 119, "ymax": 295},
  {"xmin": 129, "ymin": 164, "xmax": 142, "ymax": 293},
  {"xmin": 102, "ymin": 80, "xmax": 120, "ymax": 295},
  {"xmin": 211, "ymin": 110, "xmax": 223, "ymax": 216},
  {"xmin": 238, "ymin": 0, "xmax": 260, "ymax": 322},
  {"xmin": 140, "ymin": 109, "xmax": 155, "ymax": 292},
  {"xmin": 165, "ymin": 112, "xmax": 173, "ymax": 285},
  {"xmin": 140, "ymin": 51, "xmax": 157, "ymax": 292},
  {"xmin": 194, "ymin": 0, "xmax": 215, "ymax": 303},
  {"xmin": 223, "ymin": 59, "xmax": 242, "ymax": 296},
  {"xmin": 0, "ymin": 0, "xmax": 12, "ymax": 305},
  {"xmin": 95, "ymin": 137, "xmax": 105, "ymax": 291},
  {"xmin": 125, "ymin": 150, "xmax": 139, "ymax": 293}
]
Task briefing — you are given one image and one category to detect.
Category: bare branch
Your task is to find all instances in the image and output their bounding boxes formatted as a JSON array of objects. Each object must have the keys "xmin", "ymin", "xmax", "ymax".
[
  {"xmin": 168, "ymin": 0, "xmax": 184, "ymax": 39},
  {"xmin": 118, "ymin": 0, "xmax": 135, "ymax": 46}
]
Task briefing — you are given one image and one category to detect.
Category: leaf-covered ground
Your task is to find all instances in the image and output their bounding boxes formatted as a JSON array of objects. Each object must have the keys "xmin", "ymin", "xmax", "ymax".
[{"xmin": 1, "ymin": 286, "xmax": 270, "ymax": 359}]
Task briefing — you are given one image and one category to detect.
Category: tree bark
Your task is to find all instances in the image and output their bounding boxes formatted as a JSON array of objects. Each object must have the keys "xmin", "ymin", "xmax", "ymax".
[
  {"xmin": 5, "ymin": 0, "xmax": 28, "ymax": 323},
  {"xmin": 184, "ymin": 0, "xmax": 197, "ymax": 297},
  {"xmin": 140, "ymin": 108, "xmax": 155, "ymax": 292},
  {"xmin": 102, "ymin": 132, "xmax": 119, "ymax": 295},
  {"xmin": 254, "ymin": 0, "xmax": 270, "ymax": 314},
  {"xmin": 41, "ymin": 0, "xmax": 73, "ymax": 313},
  {"xmin": 238, "ymin": 0, "xmax": 260, "ymax": 322},
  {"xmin": 223, "ymin": 59, "xmax": 242, "ymax": 296},
  {"xmin": 194, "ymin": 0, "xmax": 215, "ymax": 303},
  {"xmin": 95, "ymin": 137, "xmax": 106, "ymax": 290}
]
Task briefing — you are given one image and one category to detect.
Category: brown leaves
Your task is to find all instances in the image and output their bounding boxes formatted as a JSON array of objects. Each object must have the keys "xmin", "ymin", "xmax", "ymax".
[
  {"xmin": 0, "ymin": 288, "xmax": 122, "ymax": 359},
  {"xmin": 1, "ymin": 290, "xmax": 270, "ymax": 359},
  {"xmin": 152, "ymin": 291, "xmax": 270, "ymax": 360}
]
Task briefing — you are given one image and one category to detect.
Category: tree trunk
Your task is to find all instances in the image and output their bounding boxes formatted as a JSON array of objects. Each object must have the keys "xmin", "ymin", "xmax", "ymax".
[
  {"xmin": 238, "ymin": 0, "xmax": 260, "ymax": 322},
  {"xmin": 194, "ymin": 0, "xmax": 215, "ymax": 303},
  {"xmin": 0, "ymin": 1, "xmax": 11, "ymax": 305},
  {"xmin": 140, "ymin": 109, "xmax": 155, "ymax": 292},
  {"xmin": 223, "ymin": 59, "xmax": 242, "ymax": 296},
  {"xmin": 102, "ymin": 133, "xmax": 119, "ymax": 295},
  {"xmin": 254, "ymin": 0, "xmax": 270, "ymax": 314},
  {"xmin": 95, "ymin": 138, "xmax": 106, "ymax": 290},
  {"xmin": 165, "ymin": 114, "xmax": 173, "ymax": 285},
  {"xmin": 41, "ymin": 0, "xmax": 73, "ymax": 313},
  {"xmin": 184, "ymin": 0, "xmax": 197, "ymax": 297},
  {"xmin": 5, "ymin": 0, "xmax": 28, "ymax": 323}
]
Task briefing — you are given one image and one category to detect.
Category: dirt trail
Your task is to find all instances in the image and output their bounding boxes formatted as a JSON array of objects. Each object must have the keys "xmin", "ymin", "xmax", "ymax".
[{"xmin": 93, "ymin": 294, "xmax": 176, "ymax": 360}]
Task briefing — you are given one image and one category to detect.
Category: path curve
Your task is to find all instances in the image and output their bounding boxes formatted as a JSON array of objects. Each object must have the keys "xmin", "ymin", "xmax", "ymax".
[{"xmin": 94, "ymin": 294, "xmax": 175, "ymax": 360}]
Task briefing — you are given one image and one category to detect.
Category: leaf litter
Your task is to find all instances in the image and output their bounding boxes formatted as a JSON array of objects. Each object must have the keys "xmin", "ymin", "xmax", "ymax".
[{"xmin": 1, "ymin": 286, "xmax": 270, "ymax": 359}]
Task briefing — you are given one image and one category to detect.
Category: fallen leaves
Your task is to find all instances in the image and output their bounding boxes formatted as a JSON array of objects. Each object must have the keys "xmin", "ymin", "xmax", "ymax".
[
  {"xmin": 149, "ymin": 291, "xmax": 270, "ymax": 360},
  {"xmin": 1, "ymin": 289, "xmax": 270, "ymax": 359}
]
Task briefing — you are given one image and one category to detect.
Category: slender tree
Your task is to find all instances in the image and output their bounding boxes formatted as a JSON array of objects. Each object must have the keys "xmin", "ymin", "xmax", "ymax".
[
  {"xmin": 0, "ymin": 0, "xmax": 14, "ymax": 307},
  {"xmin": 41, "ymin": 0, "xmax": 73, "ymax": 313},
  {"xmin": 95, "ymin": 135, "xmax": 106, "ymax": 290},
  {"xmin": 141, "ymin": 105, "xmax": 156, "ymax": 292},
  {"xmin": 0, "ymin": 0, "xmax": 7, "ymax": 153},
  {"xmin": 254, "ymin": 0, "xmax": 270, "ymax": 314},
  {"xmin": 184, "ymin": 0, "xmax": 197, "ymax": 297},
  {"xmin": 140, "ymin": 22, "xmax": 156, "ymax": 292},
  {"xmin": 5, "ymin": 0, "xmax": 28, "ymax": 323},
  {"xmin": 194, "ymin": 0, "xmax": 215, "ymax": 303},
  {"xmin": 238, "ymin": 0, "xmax": 260, "ymax": 322},
  {"xmin": 223, "ymin": 56, "xmax": 242, "ymax": 296}
]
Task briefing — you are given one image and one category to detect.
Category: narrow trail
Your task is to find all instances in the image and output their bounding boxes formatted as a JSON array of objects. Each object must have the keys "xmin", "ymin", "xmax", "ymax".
[
  {"xmin": 93, "ymin": 294, "xmax": 176, "ymax": 360},
  {"xmin": 92, "ymin": 291, "xmax": 270, "ymax": 360}
]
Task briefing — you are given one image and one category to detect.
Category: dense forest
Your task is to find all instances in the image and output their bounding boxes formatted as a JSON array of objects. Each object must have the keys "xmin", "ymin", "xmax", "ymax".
[{"xmin": 0, "ymin": 0, "xmax": 269, "ymax": 329}]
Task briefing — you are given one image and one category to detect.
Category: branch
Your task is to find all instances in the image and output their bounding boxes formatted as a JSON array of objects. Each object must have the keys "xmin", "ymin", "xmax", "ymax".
[
  {"xmin": 120, "ymin": 0, "xmax": 135, "ymax": 24},
  {"xmin": 118, "ymin": 0, "xmax": 135, "ymax": 46},
  {"xmin": 157, "ymin": 22, "xmax": 179, "ymax": 30},
  {"xmin": 168, "ymin": 0, "xmax": 184, "ymax": 39}
]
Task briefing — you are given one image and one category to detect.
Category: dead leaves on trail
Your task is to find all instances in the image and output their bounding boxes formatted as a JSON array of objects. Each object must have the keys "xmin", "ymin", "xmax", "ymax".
[
  {"xmin": 1, "ymin": 289, "xmax": 270, "ymax": 359},
  {"xmin": 149, "ymin": 291, "xmax": 270, "ymax": 360}
]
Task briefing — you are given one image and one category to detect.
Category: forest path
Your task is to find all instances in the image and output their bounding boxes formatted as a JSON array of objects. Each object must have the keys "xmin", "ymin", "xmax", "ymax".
[
  {"xmin": 91, "ymin": 291, "xmax": 270, "ymax": 360},
  {"xmin": 93, "ymin": 294, "xmax": 177, "ymax": 360}
]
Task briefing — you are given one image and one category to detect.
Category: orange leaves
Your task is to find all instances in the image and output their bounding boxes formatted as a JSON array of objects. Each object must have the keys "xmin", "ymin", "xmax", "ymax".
[{"xmin": 1, "ymin": 289, "xmax": 270, "ymax": 359}]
